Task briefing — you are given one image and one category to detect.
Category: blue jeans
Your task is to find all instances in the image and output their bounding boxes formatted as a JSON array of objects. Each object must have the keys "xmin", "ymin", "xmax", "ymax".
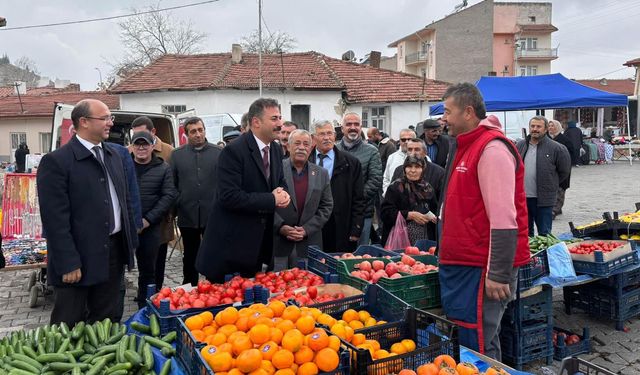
[
  {"xmin": 358, "ymin": 217, "xmax": 373, "ymax": 246},
  {"xmin": 526, "ymin": 198, "xmax": 553, "ymax": 236}
]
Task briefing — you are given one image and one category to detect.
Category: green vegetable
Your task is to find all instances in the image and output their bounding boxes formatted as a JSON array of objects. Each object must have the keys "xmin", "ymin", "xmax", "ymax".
[
  {"xmin": 150, "ymin": 315, "xmax": 160, "ymax": 337},
  {"xmin": 9, "ymin": 354, "xmax": 41, "ymax": 372},
  {"xmin": 131, "ymin": 322, "xmax": 151, "ymax": 335},
  {"xmin": 159, "ymin": 359, "xmax": 171, "ymax": 375},
  {"xmin": 160, "ymin": 332, "xmax": 176, "ymax": 343},
  {"xmin": 124, "ymin": 350, "xmax": 142, "ymax": 367},
  {"xmin": 143, "ymin": 336, "xmax": 172, "ymax": 351},
  {"xmin": 71, "ymin": 322, "xmax": 85, "ymax": 340},
  {"xmin": 85, "ymin": 325, "xmax": 99, "ymax": 348},
  {"xmin": 105, "ymin": 362, "xmax": 133, "ymax": 374},
  {"xmin": 36, "ymin": 353, "xmax": 68, "ymax": 364},
  {"xmin": 142, "ymin": 343, "xmax": 154, "ymax": 370},
  {"xmin": 85, "ymin": 358, "xmax": 106, "ymax": 375}
]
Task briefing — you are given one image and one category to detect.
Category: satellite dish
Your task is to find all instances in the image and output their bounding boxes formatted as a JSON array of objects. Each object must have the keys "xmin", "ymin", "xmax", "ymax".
[
  {"xmin": 454, "ymin": 0, "xmax": 468, "ymax": 12},
  {"xmin": 342, "ymin": 50, "xmax": 355, "ymax": 61}
]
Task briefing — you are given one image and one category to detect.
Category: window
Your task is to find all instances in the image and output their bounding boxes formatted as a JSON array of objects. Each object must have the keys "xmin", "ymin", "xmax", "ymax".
[
  {"xmin": 39, "ymin": 132, "xmax": 52, "ymax": 153},
  {"xmin": 161, "ymin": 104, "xmax": 187, "ymax": 114},
  {"xmin": 10, "ymin": 132, "xmax": 27, "ymax": 162},
  {"xmin": 519, "ymin": 65, "xmax": 538, "ymax": 76},
  {"xmin": 362, "ymin": 111, "xmax": 369, "ymax": 127},
  {"xmin": 517, "ymin": 38, "xmax": 537, "ymax": 50},
  {"xmin": 529, "ymin": 16, "xmax": 536, "ymax": 23},
  {"xmin": 365, "ymin": 107, "xmax": 388, "ymax": 130}
]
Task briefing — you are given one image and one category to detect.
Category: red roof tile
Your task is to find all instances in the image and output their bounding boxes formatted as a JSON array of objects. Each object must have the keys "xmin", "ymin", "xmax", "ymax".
[
  {"xmin": 0, "ymin": 92, "xmax": 119, "ymax": 118},
  {"xmin": 0, "ymin": 84, "xmax": 81, "ymax": 98},
  {"xmin": 110, "ymin": 52, "xmax": 449, "ymax": 103},
  {"xmin": 574, "ymin": 79, "xmax": 635, "ymax": 96},
  {"xmin": 624, "ymin": 58, "xmax": 640, "ymax": 67}
]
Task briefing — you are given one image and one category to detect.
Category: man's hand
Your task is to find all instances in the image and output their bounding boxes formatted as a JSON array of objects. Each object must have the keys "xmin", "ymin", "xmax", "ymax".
[
  {"xmin": 279, "ymin": 225, "xmax": 296, "ymax": 237},
  {"xmin": 285, "ymin": 226, "xmax": 305, "ymax": 242},
  {"xmin": 272, "ymin": 188, "xmax": 291, "ymax": 208},
  {"xmin": 485, "ymin": 278, "xmax": 511, "ymax": 301},
  {"xmin": 142, "ymin": 219, "xmax": 150, "ymax": 230},
  {"xmin": 62, "ymin": 268, "xmax": 82, "ymax": 284},
  {"xmin": 348, "ymin": 236, "xmax": 360, "ymax": 242}
]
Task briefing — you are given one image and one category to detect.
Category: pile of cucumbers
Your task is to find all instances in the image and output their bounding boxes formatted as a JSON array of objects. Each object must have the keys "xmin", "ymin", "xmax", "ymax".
[
  {"xmin": 0, "ymin": 317, "xmax": 175, "ymax": 375},
  {"xmin": 529, "ymin": 234, "xmax": 562, "ymax": 253}
]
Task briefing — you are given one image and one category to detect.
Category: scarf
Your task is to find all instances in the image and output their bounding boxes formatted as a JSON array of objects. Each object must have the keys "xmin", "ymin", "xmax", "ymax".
[
  {"xmin": 341, "ymin": 136, "xmax": 362, "ymax": 150},
  {"xmin": 397, "ymin": 175, "xmax": 434, "ymax": 209}
]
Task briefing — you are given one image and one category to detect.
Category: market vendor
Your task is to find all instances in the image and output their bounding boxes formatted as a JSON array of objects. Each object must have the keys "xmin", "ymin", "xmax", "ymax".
[{"xmin": 438, "ymin": 83, "xmax": 530, "ymax": 361}]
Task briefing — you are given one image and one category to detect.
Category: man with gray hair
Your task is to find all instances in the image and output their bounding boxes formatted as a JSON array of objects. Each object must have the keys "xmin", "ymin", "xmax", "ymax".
[
  {"xmin": 273, "ymin": 129, "xmax": 333, "ymax": 269},
  {"xmin": 383, "ymin": 128, "xmax": 416, "ymax": 195},
  {"xmin": 516, "ymin": 116, "xmax": 571, "ymax": 236},
  {"xmin": 337, "ymin": 112, "xmax": 382, "ymax": 246}
]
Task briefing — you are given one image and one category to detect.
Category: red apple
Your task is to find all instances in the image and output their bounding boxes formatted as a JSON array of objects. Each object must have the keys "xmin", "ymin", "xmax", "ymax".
[
  {"xmin": 372, "ymin": 260, "xmax": 385, "ymax": 271},
  {"xmin": 358, "ymin": 261, "xmax": 372, "ymax": 272}
]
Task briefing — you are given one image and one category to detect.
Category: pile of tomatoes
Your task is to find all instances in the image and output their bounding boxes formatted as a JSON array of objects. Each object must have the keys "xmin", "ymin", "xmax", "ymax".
[
  {"xmin": 553, "ymin": 330, "xmax": 581, "ymax": 346},
  {"xmin": 151, "ymin": 268, "xmax": 325, "ymax": 311},
  {"xmin": 569, "ymin": 241, "xmax": 625, "ymax": 255}
]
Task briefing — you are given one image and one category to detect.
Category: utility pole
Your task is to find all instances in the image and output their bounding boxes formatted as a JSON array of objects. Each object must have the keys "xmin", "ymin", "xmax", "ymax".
[{"xmin": 258, "ymin": 0, "xmax": 263, "ymax": 97}]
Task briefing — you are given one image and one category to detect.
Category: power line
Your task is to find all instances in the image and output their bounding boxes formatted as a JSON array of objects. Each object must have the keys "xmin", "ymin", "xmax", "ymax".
[
  {"xmin": 586, "ymin": 67, "xmax": 632, "ymax": 80},
  {"xmin": 0, "ymin": 0, "xmax": 220, "ymax": 31}
]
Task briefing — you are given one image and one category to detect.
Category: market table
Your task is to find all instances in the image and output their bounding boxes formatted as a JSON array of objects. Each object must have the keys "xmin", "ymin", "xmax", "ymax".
[{"xmin": 613, "ymin": 144, "xmax": 640, "ymax": 161}]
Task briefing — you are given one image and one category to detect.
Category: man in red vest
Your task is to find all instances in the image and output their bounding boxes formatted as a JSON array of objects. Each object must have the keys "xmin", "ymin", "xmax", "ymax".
[{"xmin": 439, "ymin": 83, "xmax": 530, "ymax": 360}]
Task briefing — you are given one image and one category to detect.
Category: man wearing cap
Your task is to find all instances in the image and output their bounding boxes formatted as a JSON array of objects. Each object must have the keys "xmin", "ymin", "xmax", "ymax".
[
  {"xmin": 130, "ymin": 132, "xmax": 177, "ymax": 308},
  {"xmin": 223, "ymin": 130, "xmax": 241, "ymax": 144},
  {"xmin": 383, "ymin": 128, "xmax": 416, "ymax": 196},
  {"xmin": 367, "ymin": 128, "xmax": 397, "ymax": 173},
  {"xmin": 420, "ymin": 119, "xmax": 450, "ymax": 169},
  {"xmin": 129, "ymin": 116, "xmax": 175, "ymax": 290}
]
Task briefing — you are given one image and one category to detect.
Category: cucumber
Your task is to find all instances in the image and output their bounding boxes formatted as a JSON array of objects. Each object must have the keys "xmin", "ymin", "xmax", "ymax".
[
  {"xmin": 85, "ymin": 325, "xmax": 99, "ymax": 348},
  {"xmin": 143, "ymin": 336, "xmax": 172, "ymax": 351},
  {"xmin": 74, "ymin": 336, "xmax": 84, "ymax": 351},
  {"xmin": 137, "ymin": 337, "xmax": 146, "ymax": 356},
  {"xmin": 35, "ymin": 353, "xmax": 68, "ymax": 363},
  {"xmin": 7, "ymin": 369, "xmax": 36, "ymax": 375},
  {"xmin": 85, "ymin": 357, "xmax": 106, "ymax": 375},
  {"xmin": 8, "ymin": 354, "xmax": 41, "ymax": 371},
  {"xmin": 82, "ymin": 343, "xmax": 96, "ymax": 355},
  {"xmin": 159, "ymin": 359, "xmax": 171, "ymax": 375},
  {"xmin": 102, "ymin": 319, "xmax": 112, "ymax": 341},
  {"xmin": 105, "ymin": 362, "xmax": 133, "ymax": 374},
  {"xmin": 91, "ymin": 353, "xmax": 115, "ymax": 365},
  {"xmin": 56, "ymin": 338, "xmax": 70, "ymax": 354},
  {"xmin": 65, "ymin": 349, "xmax": 84, "ymax": 358},
  {"xmin": 106, "ymin": 332, "xmax": 125, "ymax": 345},
  {"xmin": 19, "ymin": 347, "xmax": 37, "ymax": 361},
  {"xmin": 66, "ymin": 353, "xmax": 76, "ymax": 364},
  {"xmin": 95, "ymin": 322, "xmax": 106, "ymax": 344},
  {"xmin": 124, "ymin": 350, "xmax": 142, "ymax": 367},
  {"xmin": 142, "ymin": 343, "xmax": 154, "ymax": 370},
  {"xmin": 130, "ymin": 322, "xmax": 151, "ymax": 335},
  {"xmin": 116, "ymin": 337, "xmax": 128, "ymax": 364},
  {"xmin": 71, "ymin": 322, "xmax": 85, "ymax": 340},
  {"xmin": 71, "ymin": 367, "xmax": 81, "ymax": 375},
  {"xmin": 35, "ymin": 344, "xmax": 44, "ymax": 356},
  {"xmin": 109, "ymin": 370, "xmax": 129, "ymax": 375},
  {"xmin": 160, "ymin": 332, "xmax": 176, "ymax": 343},
  {"xmin": 8, "ymin": 361, "xmax": 39, "ymax": 374},
  {"xmin": 78, "ymin": 354, "xmax": 92, "ymax": 362},
  {"xmin": 47, "ymin": 362, "xmax": 89, "ymax": 371},
  {"xmin": 160, "ymin": 347, "xmax": 175, "ymax": 357},
  {"xmin": 59, "ymin": 323, "xmax": 70, "ymax": 338},
  {"xmin": 128, "ymin": 335, "xmax": 137, "ymax": 352},
  {"xmin": 149, "ymin": 315, "xmax": 160, "ymax": 337},
  {"xmin": 94, "ymin": 344, "xmax": 118, "ymax": 357}
]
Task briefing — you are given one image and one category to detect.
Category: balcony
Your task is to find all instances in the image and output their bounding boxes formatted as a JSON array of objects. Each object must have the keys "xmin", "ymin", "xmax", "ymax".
[
  {"xmin": 405, "ymin": 51, "xmax": 428, "ymax": 65},
  {"xmin": 516, "ymin": 48, "xmax": 558, "ymax": 60}
]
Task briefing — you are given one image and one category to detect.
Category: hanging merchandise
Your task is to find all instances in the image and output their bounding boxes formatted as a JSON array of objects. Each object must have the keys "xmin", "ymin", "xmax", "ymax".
[{"xmin": 1, "ymin": 173, "xmax": 42, "ymax": 239}]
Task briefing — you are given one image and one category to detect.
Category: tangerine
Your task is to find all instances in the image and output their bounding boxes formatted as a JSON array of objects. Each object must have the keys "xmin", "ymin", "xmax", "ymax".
[
  {"xmin": 295, "ymin": 315, "xmax": 316, "ymax": 335},
  {"xmin": 357, "ymin": 310, "xmax": 371, "ymax": 323},
  {"xmin": 348, "ymin": 320, "xmax": 364, "ymax": 330},
  {"xmin": 272, "ymin": 349, "xmax": 295, "ymax": 370},
  {"xmin": 236, "ymin": 348, "xmax": 263, "ymax": 373},
  {"xmin": 401, "ymin": 339, "xmax": 416, "ymax": 352},
  {"xmin": 259, "ymin": 341, "xmax": 279, "ymax": 361},
  {"xmin": 390, "ymin": 342, "xmax": 408, "ymax": 355},
  {"xmin": 261, "ymin": 360, "xmax": 277, "ymax": 375},
  {"xmin": 351, "ymin": 333, "xmax": 366, "ymax": 346},
  {"xmin": 216, "ymin": 307, "xmax": 239, "ymax": 326},
  {"xmin": 282, "ymin": 306, "xmax": 301, "ymax": 322},
  {"xmin": 327, "ymin": 336, "xmax": 341, "ymax": 352},
  {"xmin": 270, "ymin": 327, "xmax": 284, "ymax": 344},
  {"xmin": 277, "ymin": 319, "xmax": 296, "ymax": 333},
  {"xmin": 203, "ymin": 325, "xmax": 217, "ymax": 336},
  {"xmin": 307, "ymin": 330, "xmax": 329, "ymax": 352},
  {"xmin": 191, "ymin": 330, "xmax": 206, "ymax": 342},
  {"xmin": 218, "ymin": 324, "xmax": 239, "ymax": 337},
  {"xmin": 268, "ymin": 300, "xmax": 287, "ymax": 317},
  {"xmin": 314, "ymin": 348, "xmax": 340, "ymax": 372},
  {"xmin": 316, "ymin": 314, "xmax": 337, "ymax": 328},
  {"xmin": 274, "ymin": 369, "xmax": 296, "ymax": 375},
  {"xmin": 341, "ymin": 309, "xmax": 359, "ymax": 323},
  {"xmin": 232, "ymin": 335, "xmax": 253, "ymax": 356},
  {"xmin": 207, "ymin": 333, "xmax": 227, "ymax": 346},
  {"xmin": 329, "ymin": 324, "xmax": 346, "ymax": 340},
  {"xmin": 297, "ymin": 362, "xmax": 319, "ymax": 375},
  {"xmin": 374, "ymin": 349, "xmax": 390, "ymax": 359},
  {"xmin": 294, "ymin": 346, "xmax": 314, "ymax": 365},
  {"xmin": 250, "ymin": 324, "xmax": 272, "ymax": 345},
  {"xmin": 281, "ymin": 329, "xmax": 304, "ymax": 353},
  {"xmin": 185, "ymin": 315, "xmax": 205, "ymax": 331},
  {"xmin": 235, "ymin": 316, "xmax": 250, "ymax": 332},
  {"xmin": 200, "ymin": 311, "xmax": 214, "ymax": 326}
]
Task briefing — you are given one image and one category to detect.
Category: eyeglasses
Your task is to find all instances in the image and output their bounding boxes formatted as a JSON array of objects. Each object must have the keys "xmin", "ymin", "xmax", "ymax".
[
  {"xmin": 133, "ymin": 143, "xmax": 151, "ymax": 149},
  {"xmin": 400, "ymin": 138, "xmax": 412, "ymax": 142},
  {"xmin": 85, "ymin": 115, "xmax": 115, "ymax": 122}
]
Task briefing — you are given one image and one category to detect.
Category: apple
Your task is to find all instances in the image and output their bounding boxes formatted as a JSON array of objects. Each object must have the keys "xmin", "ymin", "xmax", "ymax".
[
  {"xmin": 385, "ymin": 262, "xmax": 398, "ymax": 277},
  {"xmin": 372, "ymin": 260, "xmax": 385, "ymax": 271},
  {"xmin": 358, "ymin": 261, "xmax": 372, "ymax": 272},
  {"xmin": 401, "ymin": 254, "xmax": 416, "ymax": 266}
]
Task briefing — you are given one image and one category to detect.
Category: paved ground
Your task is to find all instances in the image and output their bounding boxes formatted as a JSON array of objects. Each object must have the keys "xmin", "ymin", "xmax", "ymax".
[{"xmin": 1, "ymin": 161, "xmax": 639, "ymax": 374}]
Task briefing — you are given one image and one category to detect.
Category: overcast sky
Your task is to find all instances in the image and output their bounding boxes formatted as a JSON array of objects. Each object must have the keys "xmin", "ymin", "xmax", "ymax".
[{"xmin": 1, "ymin": 0, "xmax": 638, "ymax": 91}]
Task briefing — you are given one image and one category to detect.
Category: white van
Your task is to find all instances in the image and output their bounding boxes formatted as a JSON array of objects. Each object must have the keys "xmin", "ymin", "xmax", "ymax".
[{"xmin": 178, "ymin": 113, "xmax": 242, "ymax": 146}]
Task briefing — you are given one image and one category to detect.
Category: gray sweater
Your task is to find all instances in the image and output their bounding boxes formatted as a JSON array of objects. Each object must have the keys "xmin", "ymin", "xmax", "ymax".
[
  {"xmin": 337, "ymin": 139, "xmax": 382, "ymax": 218},
  {"xmin": 516, "ymin": 135, "xmax": 571, "ymax": 207}
]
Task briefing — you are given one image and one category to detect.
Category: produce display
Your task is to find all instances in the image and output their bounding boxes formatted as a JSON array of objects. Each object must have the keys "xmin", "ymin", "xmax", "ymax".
[
  {"xmin": 151, "ymin": 269, "xmax": 324, "ymax": 311},
  {"xmin": 1, "ymin": 238, "xmax": 47, "ymax": 266},
  {"xmin": 568, "ymin": 241, "xmax": 625, "ymax": 255},
  {"xmin": 0, "ymin": 319, "xmax": 174, "ymax": 375},
  {"xmin": 574, "ymin": 220, "xmax": 605, "ymax": 230},
  {"xmin": 185, "ymin": 301, "xmax": 343, "ymax": 373},
  {"xmin": 528, "ymin": 234, "xmax": 561, "ymax": 253},
  {"xmin": 619, "ymin": 211, "xmax": 640, "ymax": 223},
  {"xmin": 619, "ymin": 233, "xmax": 640, "ymax": 240},
  {"xmin": 391, "ymin": 355, "xmax": 510, "ymax": 375},
  {"xmin": 270, "ymin": 286, "xmax": 345, "ymax": 306},
  {"xmin": 349, "ymin": 255, "xmax": 438, "ymax": 284},
  {"xmin": 552, "ymin": 330, "xmax": 581, "ymax": 347}
]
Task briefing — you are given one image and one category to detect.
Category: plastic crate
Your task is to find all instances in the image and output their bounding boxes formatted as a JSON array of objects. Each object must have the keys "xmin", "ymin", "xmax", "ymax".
[
  {"xmin": 500, "ymin": 321, "xmax": 553, "ymax": 370},
  {"xmin": 392, "ymin": 240, "xmax": 437, "ymax": 254},
  {"xmin": 336, "ymin": 256, "xmax": 441, "ymax": 309},
  {"xmin": 563, "ymin": 283, "xmax": 640, "ymax": 331},
  {"xmin": 311, "ymin": 284, "xmax": 410, "ymax": 326},
  {"xmin": 597, "ymin": 265, "xmax": 640, "ymax": 290},
  {"xmin": 185, "ymin": 326, "xmax": 351, "ymax": 375},
  {"xmin": 553, "ymin": 327, "xmax": 591, "ymax": 361},
  {"xmin": 342, "ymin": 308, "xmax": 459, "ymax": 375},
  {"xmin": 571, "ymin": 244, "xmax": 639, "ymax": 277},
  {"xmin": 559, "ymin": 357, "xmax": 616, "ymax": 375},
  {"xmin": 518, "ymin": 250, "xmax": 549, "ymax": 291},
  {"xmin": 569, "ymin": 212, "xmax": 616, "ymax": 240},
  {"xmin": 502, "ymin": 286, "xmax": 553, "ymax": 329},
  {"xmin": 148, "ymin": 285, "xmax": 267, "ymax": 335},
  {"xmin": 307, "ymin": 245, "xmax": 397, "ymax": 277}
]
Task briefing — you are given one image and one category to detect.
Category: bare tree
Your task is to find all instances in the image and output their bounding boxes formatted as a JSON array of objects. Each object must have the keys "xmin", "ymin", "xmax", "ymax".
[
  {"xmin": 108, "ymin": 3, "xmax": 207, "ymax": 83},
  {"xmin": 240, "ymin": 30, "xmax": 297, "ymax": 54}
]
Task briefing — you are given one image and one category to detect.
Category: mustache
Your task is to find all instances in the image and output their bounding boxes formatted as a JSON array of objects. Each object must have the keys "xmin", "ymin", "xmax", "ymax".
[{"xmin": 274, "ymin": 126, "xmax": 282, "ymax": 132}]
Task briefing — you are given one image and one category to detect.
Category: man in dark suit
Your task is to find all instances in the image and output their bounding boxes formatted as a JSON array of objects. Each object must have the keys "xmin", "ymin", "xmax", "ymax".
[
  {"xmin": 197, "ymin": 98, "xmax": 290, "ymax": 282},
  {"xmin": 37, "ymin": 99, "xmax": 137, "ymax": 326},
  {"xmin": 309, "ymin": 120, "xmax": 365, "ymax": 253},
  {"xmin": 274, "ymin": 129, "xmax": 333, "ymax": 270}
]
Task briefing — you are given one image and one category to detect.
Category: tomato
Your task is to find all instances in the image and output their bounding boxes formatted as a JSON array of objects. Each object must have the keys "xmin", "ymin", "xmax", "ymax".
[
  {"xmin": 175, "ymin": 288, "xmax": 185, "ymax": 296},
  {"xmin": 307, "ymin": 286, "xmax": 318, "ymax": 299},
  {"xmin": 193, "ymin": 299, "xmax": 205, "ymax": 308},
  {"xmin": 282, "ymin": 272, "xmax": 295, "ymax": 282},
  {"xmin": 241, "ymin": 280, "xmax": 254, "ymax": 290},
  {"xmin": 197, "ymin": 280, "xmax": 212, "ymax": 294},
  {"xmin": 160, "ymin": 287, "xmax": 172, "ymax": 297},
  {"xmin": 222, "ymin": 297, "xmax": 233, "ymax": 304},
  {"xmin": 224, "ymin": 288, "xmax": 236, "ymax": 298}
]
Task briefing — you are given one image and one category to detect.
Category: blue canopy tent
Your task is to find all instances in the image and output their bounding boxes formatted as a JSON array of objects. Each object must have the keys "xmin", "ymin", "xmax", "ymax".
[{"xmin": 429, "ymin": 73, "xmax": 632, "ymax": 163}]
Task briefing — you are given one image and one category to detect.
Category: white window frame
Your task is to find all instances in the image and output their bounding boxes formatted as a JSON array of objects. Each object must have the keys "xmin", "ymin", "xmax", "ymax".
[
  {"xmin": 161, "ymin": 104, "xmax": 187, "ymax": 115},
  {"xmin": 362, "ymin": 106, "xmax": 390, "ymax": 132},
  {"xmin": 39, "ymin": 132, "xmax": 52, "ymax": 153}
]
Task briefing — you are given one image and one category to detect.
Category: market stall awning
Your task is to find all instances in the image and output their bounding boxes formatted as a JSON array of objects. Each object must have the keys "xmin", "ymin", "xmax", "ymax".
[{"xmin": 429, "ymin": 73, "xmax": 629, "ymax": 115}]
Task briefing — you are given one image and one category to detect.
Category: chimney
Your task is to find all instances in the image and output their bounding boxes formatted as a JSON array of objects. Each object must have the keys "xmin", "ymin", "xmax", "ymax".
[
  {"xmin": 369, "ymin": 51, "xmax": 381, "ymax": 68},
  {"xmin": 14, "ymin": 81, "xmax": 26, "ymax": 95},
  {"xmin": 232, "ymin": 44, "xmax": 243, "ymax": 64}
]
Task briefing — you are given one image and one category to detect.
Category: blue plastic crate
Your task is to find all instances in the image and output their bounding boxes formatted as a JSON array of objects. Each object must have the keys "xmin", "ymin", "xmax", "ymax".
[
  {"xmin": 500, "ymin": 321, "xmax": 553, "ymax": 370},
  {"xmin": 553, "ymin": 327, "xmax": 591, "ymax": 361},
  {"xmin": 597, "ymin": 266, "xmax": 640, "ymax": 290},
  {"xmin": 518, "ymin": 250, "xmax": 549, "ymax": 291},
  {"xmin": 563, "ymin": 283, "xmax": 640, "ymax": 331},
  {"xmin": 502, "ymin": 286, "xmax": 553, "ymax": 329},
  {"xmin": 559, "ymin": 357, "xmax": 616, "ymax": 375},
  {"xmin": 571, "ymin": 242, "xmax": 640, "ymax": 277}
]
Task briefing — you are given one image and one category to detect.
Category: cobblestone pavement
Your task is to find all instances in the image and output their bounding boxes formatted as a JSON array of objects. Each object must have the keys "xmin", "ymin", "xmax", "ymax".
[{"xmin": 1, "ymin": 161, "xmax": 639, "ymax": 374}]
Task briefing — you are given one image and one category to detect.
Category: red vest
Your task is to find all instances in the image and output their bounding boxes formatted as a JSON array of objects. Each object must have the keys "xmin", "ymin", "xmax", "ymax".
[{"xmin": 440, "ymin": 125, "xmax": 530, "ymax": 268}]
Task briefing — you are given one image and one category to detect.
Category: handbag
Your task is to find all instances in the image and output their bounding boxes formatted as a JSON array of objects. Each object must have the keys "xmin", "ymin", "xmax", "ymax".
[{"xmin": 385, "ymin": 212, "xmax": 411, "ymax": 250}]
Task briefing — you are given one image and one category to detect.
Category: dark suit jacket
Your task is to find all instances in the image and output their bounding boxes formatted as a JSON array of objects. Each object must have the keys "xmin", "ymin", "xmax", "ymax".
[
  {"xmin": 274, "ymin": 159, "xmax": 333, "ymax": 258},
  {"xmin": 37, "ymin": 136, "xmax": 137, "ymax": 287},
  {"xmin": 197, "ymin": 131, "xmax": 286, "ymax": 281},
  {"xmin": 550, "ymin": 133, "xmax": 573, "ymax": 189},
  {"xmin": 309, "ymin": 147, "xmax": 365, "ymax": 252}
]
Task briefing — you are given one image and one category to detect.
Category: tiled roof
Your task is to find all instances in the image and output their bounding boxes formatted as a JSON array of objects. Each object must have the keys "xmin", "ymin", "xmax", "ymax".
[
  {"xmin": 0, "ymin": 84, "xmax": 81, "ymax": 98},
  {"xmin": 517, "ymin": 24, "xmax": 558, "ymax": 33},
  {"xmin": 110, "ymin": 52, "xmax": 449, "ymax": 103},
  {"xmin": 0, "ymin": 92, "xmax": 119, "ymax": 118},
  {"xmin": 574, "ymin": 79, "xmax": 635, "ymax": 96},
  {"xmin": 624, "ymin": 58, "xmax": 640, "ymax": 67}
]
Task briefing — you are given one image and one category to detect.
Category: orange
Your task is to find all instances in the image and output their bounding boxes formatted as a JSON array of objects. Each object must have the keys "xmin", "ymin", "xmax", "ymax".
[
  {"xmin": 270, "ymin": 327, "xmax": 284, "ymax": 344},
  {"xmin": 295, "ymin": 315, "xmax": 316, "ymax": 335},
  {"xmin": 218, "ymin": 343, "xmax": 233, "ymax": 354},
  {"xmin": 227, "ymin": 331, "xmax": 247, "ymax": 344},
  {"xmin": 281, "ymin": 329, "xmax": 304, "ymax": 353},
  {"xmin": 308, "ymin": 308, "xmax": 322, "ymax": 320},
  {"xmin": 401, "ymin": 339, "xmax": 416, "ymax": 352},
  {"xmin": 297, "ymin": 362, "xmax": 319, "ymax": 375},
  {"xmin": 228, "ymin": 369, "xmax": 244, "ymax": 375},
  {"xmin": 249, "ymin": 369, "xmax": 269, "ymax": 375},
  {"xmin": 390, "ymin": 342, "xmax": 408, "ymax": 355},
  {"xmin": 261, "ymin": 360, "xmax": 277, "ymax": 375},
  {"xmin": 307, "ymin": 330, "xmax": 329, "ymax": 352},
  {"xmin": 351, "ymin": 333, "xmax": 366, "ymax": 346},
  {"xmin": 186, "ymin": 315, "xmax": 205, "ymax": 331},
  {"xmin": 203, "ymin": 325, "xmax": 217, "ymax": 336},
  {"xmin": 341, "ymin": 309, "xmax": 359, "ymax": 323},
  {"xmin": 257, "ymin": 306, "xmax": 275, "ymax": 319},
  {"xmin": 365, "ymin": 340, "xmax": 380, "ymax": 352},
  {"xmin": 268, "ymin": 300, "xmax": 287, "ymax": 317},
  {"xmin": 282, "ymin": 306, "xmax": 301, "ymax": 322},
  {"xmin": 343, "ymin": 326, "xmax": 354, "ymax": 343},
  {"xmin": 191, "ymin": 330, "xmax": 206, "ymax": 342},
  {"xmin": 348, "ymin": 320, "xmax": 364, "ymax": 330},
  {"xmin": 274, "ymin": 369, "xmax": 296, "ymax": 375},
  {"xmin": 206, "ymin": 332, "xmax": 226, "ymax": 346},
  {"xmin": 236, "ymin": 348, "xmax": 263, "ymax": 373},
  {"xmin": 201, "ymin": 346, "xmax": 233, "ymax": 373},
  {"xmin": 398, "ymin": 369, "xmax": 417, "ymax": 375},
  {"xmin": 356, "ymin": 343, "xmax": 375, "ymax": 358},
  {"xmin": 247, "ymin": 311, "xmax": 265, "ymax": 329},
  {"xmin": 235, "ymin": 316, "xmax": 250, "ymax": 332},
  {"xmin": 294, "ymin": 346, "xmax": 314, "ymax": 365},
  {"xmin": 256, "ymin": 316, "xmax": 276, "ymax": 328},
  {"xmin": 250, "ymin": 324, "xmax": 271, "ymax": 345},
  {"xmin": 259, "ymin": 341, "xmax": 279, "ymax": 361},
  {"xmin": 314, "ymin": 348, "xmax": 340, "ymax": 372},
  {"xmin": 216, "ymin": 307, "xmax": 239, "ymax": 326},
  {"xmin": 277, "ymin": 320, "xmax": 296, "ymax": 333},
  {"xmin": 357, "ymin": 310, "xmax": 371, "ymax": 323},
  {"xmin": 200, "ymin": 311, "xmax": 214, "ymax": 326},
  {"xmin": 239, "ymin": 307, "xmax": 254, "ymax": 318},
  {"xmin": 327, "ymin": 336, "xmax": 341, "ymax": 352},
  {"xmin": 291, "ymin": 363, "xmax": 299, "ymax": 374},
  {"xmin": 316, "ymin": 314, "xmax": 337, "ymax": 328},
  {"xmin": 232, "ymin": 335, "xmax": 253, "ymax": 356},
  {"xmin": 329, "ymin": 324, "xmax": 346, "ymax": 341},
  {"xmin": 271, "ymin": 349, "xmax": 295, "ymax": 370},
  {"xmin": 374, "ymin": 349, "xmax": 390, "ymax": 359},
  {"xmin": 218, "ymin": 324, "xmax": 239, "ymax": 337},
  {"xmin": 364, "ymin": 318, "xmax": 377, "ymax": 327}
]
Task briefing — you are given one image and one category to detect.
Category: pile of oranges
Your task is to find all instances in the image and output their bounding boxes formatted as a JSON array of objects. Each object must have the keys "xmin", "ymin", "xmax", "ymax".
[
  {"xmin": 184, "ymin": 301, "xmax": 342, "ymax": 375},
  {"xmin": 396, "ymin": 355, "xmax": 509, "ymax": 375}
]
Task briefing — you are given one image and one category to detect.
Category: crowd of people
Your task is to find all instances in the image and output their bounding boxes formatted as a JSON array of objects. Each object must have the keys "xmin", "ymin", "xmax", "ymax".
[{"xmin": 36, "ymin": 83, "xmax": 576, "ymax": 361}]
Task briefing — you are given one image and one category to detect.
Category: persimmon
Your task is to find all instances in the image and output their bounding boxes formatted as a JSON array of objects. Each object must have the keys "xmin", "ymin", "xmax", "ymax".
[
  {"xmin": 438, "ymin": 367, "xmax": 459, "ymax": 375},
  {"xmin": 417, "ymin": 363, "xmax": 439, "ymax": 375},
  {"xmin": 399, "ymin": 370, "xmax": 417, "ymax": 375},
  {"xmin": 434, "ymin": 354, "xmax": 457, "ymax": 369},
  {"xmin": 483, "ymin": 367, "xmax": 509, "ymax": 375},
  {"xmin": 455, "ymin": 362, "xmax": 479, "ymax": 375}
]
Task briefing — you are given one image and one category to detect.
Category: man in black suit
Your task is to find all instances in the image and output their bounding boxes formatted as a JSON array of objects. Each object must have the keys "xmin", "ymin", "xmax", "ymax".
[
  {"xmin": 197, "ymin": 98, "xmax": 290, "ymax": 282},
  {"xmin": 309, "ymin": 120, "xmax": 365, "ymax": 253},
  {"xmin": 37, "ymin": 99, "xmax": 137, "ymax": 325}
]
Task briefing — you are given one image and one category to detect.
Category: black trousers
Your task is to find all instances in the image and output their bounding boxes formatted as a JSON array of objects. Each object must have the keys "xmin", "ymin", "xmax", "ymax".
[
  {"xmin": 155, "ymin": 243, "xmax": 168, "ymax": 290},
  {"xmin": 179, "ymin": 227, "xmax": 205, "ymax": 286},
  {"xmin": 136, "ymin": 225, "xmax": 160, "ymax": 309},
  {"xmin": 51, "ymin": 233, "xmax": 125, "ymax": 326}
]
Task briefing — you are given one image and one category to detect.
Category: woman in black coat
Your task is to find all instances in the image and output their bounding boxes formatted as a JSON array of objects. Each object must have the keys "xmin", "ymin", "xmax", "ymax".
[{"xmin": 381, "ymin": 156, "xmax": 438, "ymax": 247}]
